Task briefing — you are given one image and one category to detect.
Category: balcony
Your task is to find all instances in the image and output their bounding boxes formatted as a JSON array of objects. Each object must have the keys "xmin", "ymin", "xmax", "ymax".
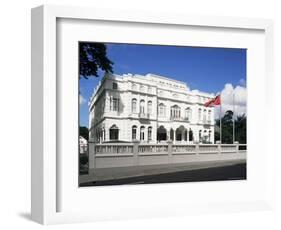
[
  {"xmin": 170, "ymin": 117, "xmax": 188, "ymax": 122},
  {"xmin": 203, "ymin": 120, "xmax": 212, "ymax": 125},
  {"xmin": 139, "ymin": 113, "xmax": 150, "ymax": 119}
]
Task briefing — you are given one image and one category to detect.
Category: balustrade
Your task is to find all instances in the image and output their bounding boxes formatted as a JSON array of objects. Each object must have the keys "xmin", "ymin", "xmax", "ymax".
[
  {"xmin": 138, "ymin": 144, "xmax": 168, "ymax": 153},
  {"xmin": 172, "ymin": 145, "xmax": 196, "ymax": 153},
  {"xmin": 95, "ymin": 144, "xmax": 133, "ymax": 154},
  {"xmin": 93, "ymin": 143, "xmax": 246, "ymax": 155}
]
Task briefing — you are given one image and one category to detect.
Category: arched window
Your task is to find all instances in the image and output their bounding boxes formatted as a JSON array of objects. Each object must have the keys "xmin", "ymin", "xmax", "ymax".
[
  {"xmin": 148, "ymin": 126, "xmax": 152, "ymax": 141},
  {"xmin": 132, "ymin": 83, "xmax": 137, "ymax": 90},
  {"xmin": 140, "ymin": 126, "xmax": 145, "ymax": 141},
  {"xmin": 132, "ymin": 125, "xmax": 137, "ymax": 140},
  {"xmin": 147, "ymin": 101, "xmax": 152, "ymax": 115},
  {"xmin": 208, "ymin": 130, "xmax": 211, "ymax": 142},
  {"xmin": 158, "ymin": 103, "xmax": 166, "ymax": 117},
  {"xmin": 173, "ymin": 93, "xmax": 178, "ymax": 98},
  {"xmin": 171, "ymin": 105, "xmax": 181, "ymax": 118},
  {"xmin": 109, "ymin": 125, "xmax": 119, "ymax": 140},
  {"xmin": 170, "ymin": 128, "xmax": 174, "ymax": 141},
  {"xmin": 189, "ymin": 129, "xmax": 193, "ymax": 141},
  {"xmin": 132, "ymin": 98, "xmax": 137, "ymax": 113},
  {"xmin": 198, "ymin": 108, "xmax": 202, "ymax": 122},
  {"xmin": 140, "ymin": 100, "xmax": 145, "ymax": 114}
]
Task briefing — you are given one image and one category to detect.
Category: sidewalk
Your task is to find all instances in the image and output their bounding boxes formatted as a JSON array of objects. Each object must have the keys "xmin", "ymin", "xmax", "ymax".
[{"xmin": 79, "ymin": 159, "xmax": 246, "ymax": 184}]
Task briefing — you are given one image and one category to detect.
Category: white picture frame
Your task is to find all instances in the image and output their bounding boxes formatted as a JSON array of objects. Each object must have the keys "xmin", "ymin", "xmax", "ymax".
[{"xmin": 31, "ymin": 5, "xmax": 274, "ymax": 225}]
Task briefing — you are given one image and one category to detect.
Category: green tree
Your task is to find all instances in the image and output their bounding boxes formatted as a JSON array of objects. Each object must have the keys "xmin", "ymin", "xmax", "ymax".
[
  {"xmin": 79, "ymin": 126, "xmax": 89, "ymax": 140},
  {"xmin": 215, "ymin": 111, "xmax": 247, "ymax": 144},
  {"xmin": 79, "ymin": 42, "xmax": 114, "ymax": 79},
  {"xmin": 221, "ymin": 110, "xmax": 234, "ymax": 144},
  {"xmin": 235, "ymin": 114, "xmax": 247, "ymax": 144}
]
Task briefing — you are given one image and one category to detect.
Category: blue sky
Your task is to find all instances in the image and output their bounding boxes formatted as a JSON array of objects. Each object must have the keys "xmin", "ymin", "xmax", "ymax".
[{"xmin": 79, "ymin": 43, "xmax": 246, "ymax": 127}]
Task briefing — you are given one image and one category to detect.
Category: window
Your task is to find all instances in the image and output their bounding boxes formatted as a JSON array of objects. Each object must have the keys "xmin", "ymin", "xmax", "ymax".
[
  {"xmin": 208, "ymin": 131, "xmax": 211, "ymax": 142},
  {"xmin": 148, "ymin": 127, "xmax": 152, "ymax": 141},
  {"xmin": 140, "ymin": 126, "xmax": 145, "ymax": 141},
  {"xmin": 112, "ymin": 82, "xmax": 118, "ymax": 89},
  {"xmin": 199, "ymin": 130, "xmax": 202, "ymax": 141},
  {"xmin": 158, "ymin": 103, "xmax": 166, "ymax": 117},
  {"xmin": 110, "ymin": 97, "xmax": 119, "ymax": 111},
  {"xmin": 109, "ymin": 125, "xmax": 119, "ymax": 140},
  {"xmin": 132, "ymin": 83, "xmax": 137, "ymax": 90},
  {"xmin": 170, "ymin": 105, "xmax": 181, "ymax": 118},
  {"xmin": 132, "ymin": 125, "xmax": 137, "ymax": 140},
  {"xmin": 140, "ymin": 100, "xmax": 145, "ymax": 114},
  {"xmin": 185, "ymin": 107, "xmax": 191, "ymax": 121},
  {"xmin": 203, "ymin": 109, "xmax": 207, "ymax": 123},
  {"xmin": 198, "ymin": 108, "xmax": 202, "ymax": 122},
  {"xmin": 132, "ymin": 98, "xmax": 137, "ymax": 113},
  {"xmin": 173, "ymin": 93, "xmax": 178, "ymax": 98},
  {"xmin": 147, "ymin": 101, "xmax": 152, "ymax": 115},
  {"xmin": 208, "ymin": 110, "xmax": 211, "ymax": 121},
  {"xmin": 148, "ymin": 87, "xmax": 152, "ymax": 93},
  {"xmin": 189, "ymin": 129, "xmax": 193, "ymax": 141},
  {"xmin": 140, "ymin": 85, "xmax": 145, "ymax": 92}
]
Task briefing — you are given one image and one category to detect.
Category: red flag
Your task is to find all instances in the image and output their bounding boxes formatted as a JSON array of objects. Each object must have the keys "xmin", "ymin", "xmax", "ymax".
[{"xmin": 204, "ymin": 95, "xmax": 221, "ymax": 107}]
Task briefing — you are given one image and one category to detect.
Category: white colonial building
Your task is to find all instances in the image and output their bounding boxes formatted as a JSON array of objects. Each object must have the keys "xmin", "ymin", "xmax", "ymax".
[{"xmin": 88, "ymin": 73, "xmax": 215, "ymax": 144}]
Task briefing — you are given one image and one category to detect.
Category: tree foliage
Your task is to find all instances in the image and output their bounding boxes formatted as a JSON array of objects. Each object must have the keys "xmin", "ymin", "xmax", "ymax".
[
  {"xmin": 215, "ymin": 110, "xmax": 247, "ymax": 144},
  {"xmin": 79, "ymin": 126, "xmax": 89, "ymax": 140},
  {"xmin": 79, "ymin": 42, "xmax": 114, "ymax": 79}
]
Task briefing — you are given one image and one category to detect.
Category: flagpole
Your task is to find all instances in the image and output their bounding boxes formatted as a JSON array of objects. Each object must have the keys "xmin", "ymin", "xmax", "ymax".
[
  {"xmin": 220, "ymin": 98, "xmax": 222, "ymax": 144},
  {"xmin": 233, "ymin": 92, "xmax": 235, "ymax": 144}
]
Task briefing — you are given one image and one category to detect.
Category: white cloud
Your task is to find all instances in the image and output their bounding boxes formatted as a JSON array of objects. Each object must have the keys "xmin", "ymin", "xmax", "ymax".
[
  {"xmin": 214, "ymin": 83, "xmax": 247, "ymax": 119},
  {"xmin": 79, "ymin": 94, "xmax": 86, "ymax": 105},
  {"xmin": 239, "ymin": 78, "xmax": 246, "ymax": 87}
]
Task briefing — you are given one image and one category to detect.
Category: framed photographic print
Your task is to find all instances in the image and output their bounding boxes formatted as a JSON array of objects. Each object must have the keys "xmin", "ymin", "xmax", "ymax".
[{"xmin": 31, "ymin": 5, "xmax": 274, "ymax": 225}]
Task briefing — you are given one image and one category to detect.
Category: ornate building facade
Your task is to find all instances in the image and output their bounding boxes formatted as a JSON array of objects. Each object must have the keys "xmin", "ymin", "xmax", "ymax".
[{"xmin": 89, "ymin": 73, "xmax": 215, "ymax": 144}]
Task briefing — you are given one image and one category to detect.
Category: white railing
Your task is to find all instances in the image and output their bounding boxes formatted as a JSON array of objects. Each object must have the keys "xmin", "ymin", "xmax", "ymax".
[
  {"xmin": 95, "ymin": 143, "xmax": 134, "ymax": 154},
  {"xmin": 199, "ymin": 144, "xmax": 219, "ymax": 153},
  {"xmin": 139, "ymin": 113, "xmax": 150, "ymax": 119},
  {"xmin": 93, "ymin": 142, "xmax": 246, "ymax": 155},
  {"xmin": 172, "ymin": 144, "xmax": 196, "ymax": 153},
  {"xmin": 90, "ymin": 142, "xmax": 247, "ymax": 169},
  {"xmin": 221, "ymin": 144, "xmax": 236, "ymax": 153},
  {"xmin": 138, "ymin": 144, "xmax": 168, "ymax": 153}
]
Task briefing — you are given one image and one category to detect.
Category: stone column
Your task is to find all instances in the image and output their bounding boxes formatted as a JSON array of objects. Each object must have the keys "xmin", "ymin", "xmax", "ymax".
[
  {"xmin": 88, "ymin": 141, "xmax": 95, "ymax": 176},
  {"xmin": 132, "ymin": 140, "xmax": 140, "ymax": 166},
  {"xmin": 234, "ymin": 141, "xmax": 239, "ymax": 153},
  {"xmin": 167, "ymin": 140, "xmax": 173, "ymax": 164},
  {"xmin": 216, "ymin": 141, "xmax": 221, "ymax": 154}
]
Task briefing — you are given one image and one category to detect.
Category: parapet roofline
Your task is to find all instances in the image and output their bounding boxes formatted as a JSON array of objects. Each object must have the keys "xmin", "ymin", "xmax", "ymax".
[
  {"xmin": 145, "ymin": 73, "xmax": 188, "ymax": 86},
  {"xmin": 107, "ymin": 72, "xmax": 189, "ymax": 88},
  {"xmin": 91, "ymin": 72, "xmax": 214, "ymax": 98}
]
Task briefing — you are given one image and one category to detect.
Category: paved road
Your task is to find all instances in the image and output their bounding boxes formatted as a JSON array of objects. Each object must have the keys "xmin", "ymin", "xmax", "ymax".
[{"xmin": 80, "ymin": 163, "xmax": 246, "ymax": 187}]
